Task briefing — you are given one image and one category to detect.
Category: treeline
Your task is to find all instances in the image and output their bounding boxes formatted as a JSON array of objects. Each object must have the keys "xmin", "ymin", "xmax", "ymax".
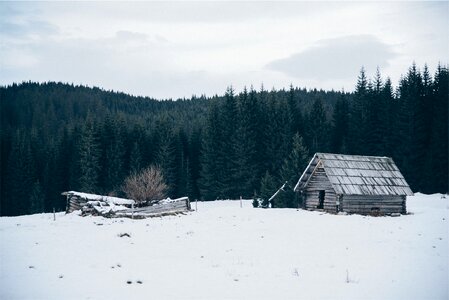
[{"xmin": 0, "ymin": 63, "xmax": 447, "ymax": 216}]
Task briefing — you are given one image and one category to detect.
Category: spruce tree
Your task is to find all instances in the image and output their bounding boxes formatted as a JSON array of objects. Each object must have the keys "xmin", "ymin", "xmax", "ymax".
[
  {"xmin": 221, "ymin": 87, "xmax": 239, "ymax": 197},
  {"xmin": 348, "ymin": 67, "xmax": 369, "ymax": 154},
  {"xmin": 426, "ymin": 64, "xmax": 448, "ymax": 192},
  {"xmin": 231, "ymin": 87, "xmax": 259, "ymax": 198},
  {"xmin": 264, "ymin": 91, "xmax": 293, "ymax": 176},
  {"xmin": 381, "ymin": 77, "xmax": 395, "ymax": 157},
  {"xmin": 29, "ymin": 180, "xmax": 45, "ymax": 214},
  {"xmin": 278, "ymin": 133, "xmax": 309, "ymax": 208},
  {"xmin": 259, "ymin": 171, "xmax": 276, "ymax": 208},
  {"xmin": 5, "ymin": 132, "xmax": 35, "ymax": 215},
  {"xmin": 78, "ymin": 116, "xmax": 101, "ymax": 193},
  {"xmin": 199, "ymin": 101, "xmax": 226, "ymax": 200},
  {"xmin": 129, "ymin": 141, "xmax": 142, "ymax": 175},
  {"xmin": 156, "ymin": 138, "xmax": 177, "ymax": 197},
  {"xmin": 99, "ymin": 116, "xmax": 126, "ymax": 193},
  {"xmin": 187, "ymin": 129, "xmax": 202, "ymax": 200},
  {"xmin": 396, "ymin": 63, "xmax": 424, "ymax": 190},
  {"xmin": 288, "ymin": 84, "xmax": 304, "ymax": 136},
  {"xmin": 307, "ymin": 98, "xmax": 329, "ymax": 154},
  {"xmin": 279, "ymin": 134, "xmax": 309, "ymax": 184},
  {"xmin": 330, "ymin": 95, "xmax": 349, "ymax": 153},
  {"xmin": 365, "ymin": 70, "xmax": 383, "ymax": 156}
]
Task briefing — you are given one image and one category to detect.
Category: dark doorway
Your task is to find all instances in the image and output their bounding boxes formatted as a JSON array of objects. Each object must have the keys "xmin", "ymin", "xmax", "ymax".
[{"xmin": 318, "ymin": 190, "xmax": 325, "ymax": 209}]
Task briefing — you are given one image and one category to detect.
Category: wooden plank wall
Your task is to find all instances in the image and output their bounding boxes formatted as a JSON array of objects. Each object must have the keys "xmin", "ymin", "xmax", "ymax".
[
  {"xmin": 115, "ymin": 198, "xmax": 190, "ymax": 218},
  {"xmin": 66, "ymin": 196, "xmax": 88, "ymax": 213},
  {"xmin": 304, "ymin": 166, "xmax": 337, "ymax": 213},
  {"xmin": 342, "ymin": 195, "xmax": 406, "ymax": 215}
]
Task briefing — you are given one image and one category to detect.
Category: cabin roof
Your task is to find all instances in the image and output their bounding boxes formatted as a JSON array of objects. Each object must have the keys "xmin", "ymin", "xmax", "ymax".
[{"xmin": 294, "ymin": 153, "xmax": 413, "ymax": 196}]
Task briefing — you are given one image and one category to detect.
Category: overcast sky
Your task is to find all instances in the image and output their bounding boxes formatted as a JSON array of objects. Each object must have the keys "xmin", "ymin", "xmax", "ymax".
[{"xmin": 1, "ymin": 1, "xmax": 448, "ymax": 99}]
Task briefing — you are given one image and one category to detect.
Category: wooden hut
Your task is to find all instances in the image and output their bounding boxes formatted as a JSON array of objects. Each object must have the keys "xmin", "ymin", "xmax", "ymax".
[
  {"xmin": 294, "ymin": 153, "xmax": 413, "ymax": 215},
  {"xmin": 63, "ymin": 191, "xmax": 135, "ymax": 213},
  {"xmin": 63, "ymin": 191, "xmax": 191, "ymax": 218}
]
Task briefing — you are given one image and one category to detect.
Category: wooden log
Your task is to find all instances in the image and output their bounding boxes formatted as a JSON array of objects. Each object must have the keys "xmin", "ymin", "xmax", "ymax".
[{"xmin": 116, "ymin": 198, "xmax": 190, "ymax": 218}]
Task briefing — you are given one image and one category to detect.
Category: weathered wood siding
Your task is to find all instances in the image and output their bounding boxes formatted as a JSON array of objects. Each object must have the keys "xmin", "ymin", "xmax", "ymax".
[
  {"xmin": 304, "ymin": 166, "xmax": 337, "ymax": 213},
  {"xmin": 342, "ymin": 195, "xmax": 406, "ymax": 215},
  {"xmin": 115, "ymin": 198, "xmax": 191, "ymax": 218},
  {"xmin": 66, "ymin": 196, "xmax": 88, "ymax": 213}
]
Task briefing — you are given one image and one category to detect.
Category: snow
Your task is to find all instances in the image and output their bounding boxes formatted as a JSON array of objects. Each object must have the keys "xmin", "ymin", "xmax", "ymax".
[
  {"xmin": 66, "ymin": 191, "xmax": 135, "ymax": 205},
  {"xmin": 87, "ymin": 201, "xmax": 130, "ymax": 214},
  {"xmin": 1, "ymin": 193, "xmax": 448, "ymax": 300},
  {"xmin": 158, "ymin": 196, "xmax": 189, "ymax": 204}
]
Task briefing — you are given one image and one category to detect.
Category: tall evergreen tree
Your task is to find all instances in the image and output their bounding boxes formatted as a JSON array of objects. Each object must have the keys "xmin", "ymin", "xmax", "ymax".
[
  {"xmin": 221, "ymin": 87, "xmax": 239, "ymax": 197},
  {"xmin": 100, "ymin": 116, "xmax": 126, "ymax": 193},
  {"xmin": 331, "ymin": 95, "xmax": 349, "ymax": 153},
  {"xmin": 348, "ymin": 67, "xmax": 369, "ymax": 154},
  {"xmin": 381, "ymin": 77, "xmax": 396, "ymax": 157},
  {"xmin": 5, "ymin": 132, "xmax": 35, "ymax": 215},
  {"xmin": 279, "ymin": 133, "xmax": 310, "ymax": 185},
  {"xmin": 396, "ymin": 63, "xmax": 424, "ymax": 190},
  {"xmin": 187, "ymin": 128, "xmax": 202, "ymax": 200},
  {"xmin": 278, "ymin": 133, "xmax": 309, "ymax": 208},
  {"xmin": 29, "ymin": 180, "xmax": 45, "ymax": 214},
  {"xmin": 259, "ymin": 171, "xmax": 277, "ymax": 207},
  {"xmin": 199, "ymin": 101, "xmax": 227, "ymax": 200},
  {"xmin": 425, "ymin": 64, "xmax": 448, "ymax": 192},
  {"xmin": 264, "ymin": 91, "xmax": 293, "ymax": 176},
  {"xmin": 78, "ymin": 116, "xmax": 101, "ymax": 193},
  {"xmin": 230, "ymin": 87, "xmax": 260, "ymax": 197},
  {"xmin": 364, "ymin": 69, "xmax": 384, "ymax": 155},
  {"xmin": 129, "ymin": 141, "xmax": 142, "ymax": 175},
  {"xmin": 288, "ymin": 84, "xmax": 304, "ymax": 136},
  {"xmin": 307, "ymin": 98, "xmax": 329, "ymax": 154}
]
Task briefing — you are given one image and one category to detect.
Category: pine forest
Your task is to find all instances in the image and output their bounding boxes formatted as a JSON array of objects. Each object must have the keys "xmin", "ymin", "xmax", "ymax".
[{"xmin": 1, "ymin": 64, "xmax": 447, "ymax": 216}]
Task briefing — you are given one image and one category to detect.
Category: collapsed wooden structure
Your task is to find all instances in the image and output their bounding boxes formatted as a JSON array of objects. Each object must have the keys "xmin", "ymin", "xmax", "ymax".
[
  {"xmin": 294, "ymin": 153, "xmax": 413, "ymax": 215},
  {"xmin": 63, "ymin": 191, "xmax": 191, "ymax": 218}
]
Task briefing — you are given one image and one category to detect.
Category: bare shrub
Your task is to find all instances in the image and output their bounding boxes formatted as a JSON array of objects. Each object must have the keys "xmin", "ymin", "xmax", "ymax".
[{"xmin": 123, "ymin": 166, "xmax": 167, "ymax": 205}]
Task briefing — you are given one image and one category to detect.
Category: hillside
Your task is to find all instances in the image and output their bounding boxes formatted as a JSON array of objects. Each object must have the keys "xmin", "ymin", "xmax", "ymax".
[{"xmin": 0, "ymin": 193, "xmax": 447, "ymax": 299}]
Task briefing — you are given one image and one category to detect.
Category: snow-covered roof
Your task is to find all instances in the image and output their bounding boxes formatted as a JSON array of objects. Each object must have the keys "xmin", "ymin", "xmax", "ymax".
[
  {"xmin": 62, "ymin": 191, "xmax": 135, "ymax": 205},
  {"xmin": 294, "ymin": 153, "xmax": 413, "ymax": 196}
]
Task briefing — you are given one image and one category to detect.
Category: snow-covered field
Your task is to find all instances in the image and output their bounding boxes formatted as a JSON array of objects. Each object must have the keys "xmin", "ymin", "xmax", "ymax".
[{"xmin": 1, "ymin": 193, "xmax": 448, "ymax": 300}]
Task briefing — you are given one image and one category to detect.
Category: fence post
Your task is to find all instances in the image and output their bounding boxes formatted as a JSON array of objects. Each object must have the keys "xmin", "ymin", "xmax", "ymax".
[
  {"xmin": 240, "ymin": 196, "xmax": 242, "ymax": 208},
  {"xmin": 195, "ymin": 198, "xmax": 198, "ymax": 212},
  {"xmin": 53, "ymin": 208, "xmax": 55, "ymax": 221}
]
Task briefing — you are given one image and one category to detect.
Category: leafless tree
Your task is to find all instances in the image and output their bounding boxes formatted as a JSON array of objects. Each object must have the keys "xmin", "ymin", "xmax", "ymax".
[{"xmin": 123, "ymin": 166, "xmax": 167, "ymax": 205}]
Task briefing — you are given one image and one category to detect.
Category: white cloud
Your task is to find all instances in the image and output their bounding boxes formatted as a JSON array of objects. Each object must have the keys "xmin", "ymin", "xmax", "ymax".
[{"xmin": 266, "ymin": 35, "xmax": 397, "ymax": 80}]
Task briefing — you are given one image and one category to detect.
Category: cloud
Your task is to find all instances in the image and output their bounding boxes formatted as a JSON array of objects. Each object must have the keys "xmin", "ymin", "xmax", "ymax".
[
  {"xmin": 0, "ymin": 19, "xmax": 59, "ymax": 39},
  {"xmin": 54, "ymin": 2, "xmax": 349, "ymax": 24},
  {"xmin": 266, "ymin": 35, "xmax": 397, "ymax": 80},
  {"xmin": 0, "ymin": 3, "xmax": 59, "ymax": 39},
  {"xmin": 115, "ymin": 30, "xmax": 147, "ymax": 42}
]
